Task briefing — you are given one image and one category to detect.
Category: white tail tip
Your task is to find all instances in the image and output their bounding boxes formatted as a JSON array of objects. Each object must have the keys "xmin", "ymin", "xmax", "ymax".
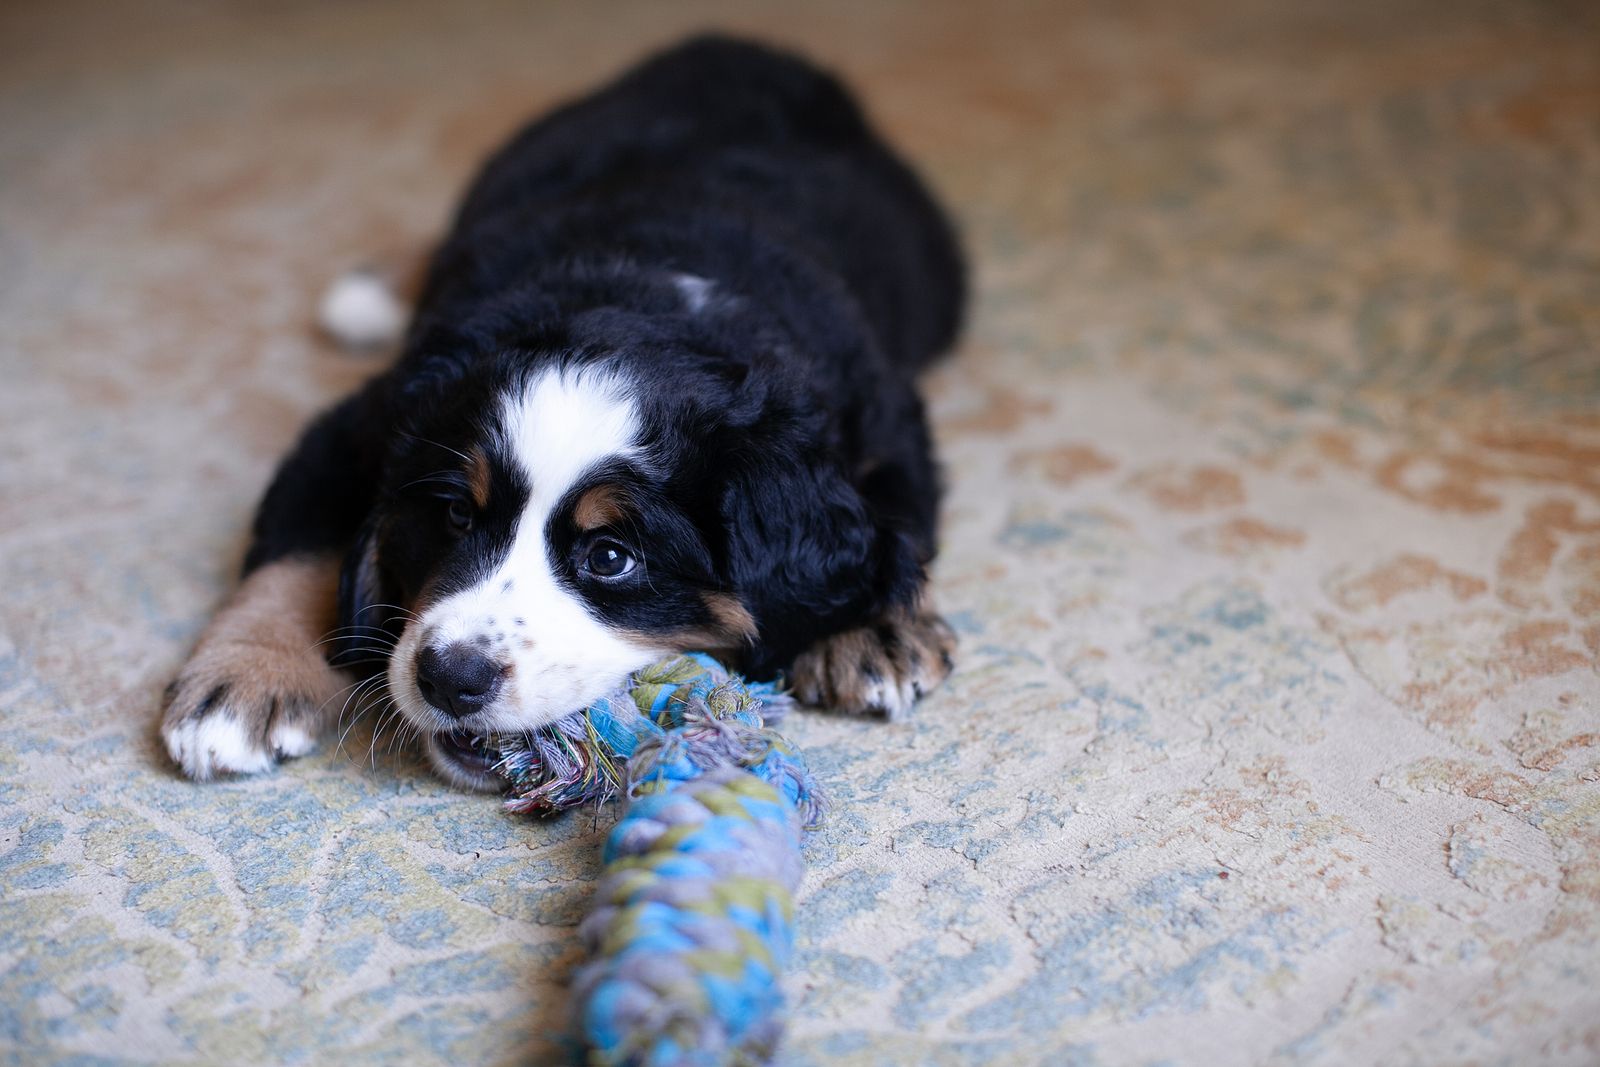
[{"xmin": 318, "ymin": 269, "xmax": 407, "ymax": 349}]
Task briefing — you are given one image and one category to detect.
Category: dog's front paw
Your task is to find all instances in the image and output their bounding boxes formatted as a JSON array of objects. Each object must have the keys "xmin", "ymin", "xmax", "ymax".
[
  {"xmin": 789, "ymin": 605, "xmax": 956, "ymax": 720},
  {"xmin": 161, "ymin": 650, "xmax": 336, "ymax": 779},
  {"xmin": 161, "ymin": 558, "xmax": 344, "ymax": 780}
]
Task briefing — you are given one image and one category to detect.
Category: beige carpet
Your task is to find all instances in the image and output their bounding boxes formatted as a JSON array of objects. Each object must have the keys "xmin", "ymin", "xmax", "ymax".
[{"xmin": 4, "ymin": 1, "xmax": 1599, "ymax": 1063}]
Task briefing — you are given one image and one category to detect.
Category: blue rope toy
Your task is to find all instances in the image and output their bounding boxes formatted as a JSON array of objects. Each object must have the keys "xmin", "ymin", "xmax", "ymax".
[{"xmin": 484, "ymin": 653, "xmax": 826, "ymax": 1066}]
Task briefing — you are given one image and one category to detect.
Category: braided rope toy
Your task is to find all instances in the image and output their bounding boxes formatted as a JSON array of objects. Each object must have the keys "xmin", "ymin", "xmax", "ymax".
[{"xmin": 483, "ymin": 653, "xmax": 826, "ymax": 1066}]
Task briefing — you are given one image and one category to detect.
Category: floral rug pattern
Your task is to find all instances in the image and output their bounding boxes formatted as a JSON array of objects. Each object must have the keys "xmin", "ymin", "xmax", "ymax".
[{"xmin": 3, "ymin": 1, "xmax": 1598, "ymax": 1063}]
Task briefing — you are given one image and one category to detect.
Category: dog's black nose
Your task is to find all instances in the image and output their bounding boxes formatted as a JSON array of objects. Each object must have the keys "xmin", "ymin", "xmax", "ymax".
[{"xmin": 415, "ymin": 644, "xmax": 502, "ymax": 718}]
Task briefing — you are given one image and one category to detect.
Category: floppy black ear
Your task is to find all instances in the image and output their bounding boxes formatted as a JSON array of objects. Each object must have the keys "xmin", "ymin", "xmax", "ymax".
[
  {"xmin": 720, "ymin": 451, "xmax": 923, "ymax": 678},
  {"xmin": 330, "ymin": 512, "xmax": 396, "ymax": 675}
]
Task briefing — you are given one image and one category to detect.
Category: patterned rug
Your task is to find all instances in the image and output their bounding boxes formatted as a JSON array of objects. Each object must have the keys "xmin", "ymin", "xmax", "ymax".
[{"xmin": 3, "ymin": 1, "xmax": 1598, "ymax": 1063}]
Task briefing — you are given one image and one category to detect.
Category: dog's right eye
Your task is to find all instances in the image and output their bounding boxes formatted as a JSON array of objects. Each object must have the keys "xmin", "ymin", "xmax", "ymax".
[
  {"xmin": 583, "ymin": 539, "xmax": 636, "ymax": 579},
  {"xmin": 445, "ymin": 498, "xmax": 473, "ymax": 535}
]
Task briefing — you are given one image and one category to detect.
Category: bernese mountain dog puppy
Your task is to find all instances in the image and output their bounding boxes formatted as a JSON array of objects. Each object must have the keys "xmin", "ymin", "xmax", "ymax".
[{"xmin": 161, "ymin": 35, "xmax": 965, "ymax": 789}]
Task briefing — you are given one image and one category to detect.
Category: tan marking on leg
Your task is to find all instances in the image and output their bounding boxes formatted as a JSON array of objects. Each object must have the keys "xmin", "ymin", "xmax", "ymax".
[
  {"xmin": 702, "ymin": 592, "xmax": 757, "ymax": 643},
  {"xmin": 789, "ymin": 602, "xmax": 957, "ymax": 720},
  {"xmin": 573, "ymin": 483, "xmax": 629, "ymax": 530},
  {"xmin": 161, "ymin": 554, "xmax": 346, "ymax": 780}
]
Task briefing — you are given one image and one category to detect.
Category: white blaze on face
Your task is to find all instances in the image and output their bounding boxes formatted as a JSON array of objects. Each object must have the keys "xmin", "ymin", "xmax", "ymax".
[{"xmin": 390, "ymin": 365, "xmax": 668, "ymax": 734}]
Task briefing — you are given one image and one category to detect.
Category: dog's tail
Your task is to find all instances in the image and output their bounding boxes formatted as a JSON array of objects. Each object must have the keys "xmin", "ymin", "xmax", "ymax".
[{"xmin": 317, "ymin": 252, "xmax": 424, "ymax": 350}]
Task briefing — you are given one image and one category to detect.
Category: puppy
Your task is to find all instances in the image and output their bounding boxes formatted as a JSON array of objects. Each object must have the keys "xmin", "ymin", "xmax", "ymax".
[{"xmin": 162, "ymin": 35, "xmax": 965, "ymax": 789}]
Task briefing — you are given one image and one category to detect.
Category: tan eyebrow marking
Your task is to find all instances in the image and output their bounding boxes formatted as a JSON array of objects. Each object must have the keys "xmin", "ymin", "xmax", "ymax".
[
  {"xmin": 573, "ymin": 483, "xmax": 629, "ymax": 531},
  {"xmin": 465, "ymin": 446, "xmax": 491, "ymax": 509}
]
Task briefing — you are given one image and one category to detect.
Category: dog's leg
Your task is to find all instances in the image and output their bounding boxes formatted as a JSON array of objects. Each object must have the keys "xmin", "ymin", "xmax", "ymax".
[
  {"xmin": 161, "ymin": 555, "xmax": 346, "ymax": 778},
  {"xmin": 788, "ymin": 600, "xmax": 956, "ymax": 721},
  {"xmin": 162, "ymin": 386, "xmax": 385, "ymax": 779},
  {"xmin": 789, "ymin": 393, "xmax": 955, "ymax": 719}
]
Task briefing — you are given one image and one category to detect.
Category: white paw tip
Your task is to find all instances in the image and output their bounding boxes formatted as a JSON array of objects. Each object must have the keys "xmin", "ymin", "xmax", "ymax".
[
  {"xmin": 863, "ymin": 679, "xmax": 915, "ymax": 722},
  {"xmin": 270, "ymin": 722, "xmax": 318, "ymax": 759},
  {"xmin": 164, "ymin": 714, "xmax": 275, "ymax": 780},
  {"xmin": 318, "ymin": 269, "xmax": 406, "ymax": 349}
]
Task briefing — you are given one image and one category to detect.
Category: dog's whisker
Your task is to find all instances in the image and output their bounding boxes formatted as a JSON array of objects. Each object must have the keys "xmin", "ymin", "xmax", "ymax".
[
  {"xmin": 310, "ymin": 630, "xmax": 400, "ymax": 649},
  {"xmin": 349, "ymin": 603, "xmax": 422, "ymax": 626},
  {"xmin": 398, "ymin": 471, "xmax": 472, "ymax": 494},
  {"xmin": 367, "ymin": 607, "xmax": 421, "ymax": 624},
  {"xmin": 326, "ymin": 678, "xmax": 388, "ymax": 761},
  {"xmin": 316, "ymin": 646, "xmax": 395, "ymax": 662},
  {"xmin": 367, "ymin": 694, "xmax": 406, "ymax": 770},
  {"xmin": 336, "ymin": 674, "xmax": 385, "ymax": 725},
  {"xmin": 322, "ymin": 649, "xmax": 398, "ymax": 662},
  {"xmin": 333, "ymin": 674, "xmax": 390, "ymax": 760},
  {"xmin": 319, "ymin": 672, "xmax": 386, "ymax": 715},
  {"xmin": 314, "ymin": 623, "xmax": 403, "ymax": 637},
  {"xmin": 385, "ymin": 716, "xmax": 411, "ymax": 759},
  {"xmin": 397, "ymin": 429, "xmax": 474, "ymax": 467}
]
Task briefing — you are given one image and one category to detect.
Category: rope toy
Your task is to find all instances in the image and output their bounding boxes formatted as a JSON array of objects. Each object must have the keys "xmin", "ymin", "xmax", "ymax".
[{"xmin": 483, "ymin": 653, "xmax": 826, "ymax": 1066}]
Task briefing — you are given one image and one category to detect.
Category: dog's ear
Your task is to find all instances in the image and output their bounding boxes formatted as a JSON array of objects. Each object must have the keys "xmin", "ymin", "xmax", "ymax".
[
  {"xmin": 330, "ymin": 511, "xmax": 394, "ymax": 675},
  {"xmin": 719, "ymin": 451, "xmax": 923, "ymax": 677}
]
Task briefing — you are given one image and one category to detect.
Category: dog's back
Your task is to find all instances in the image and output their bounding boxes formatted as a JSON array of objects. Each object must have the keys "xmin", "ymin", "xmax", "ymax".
[{"xmin": 423, "ymin": 35, "xmax": 964, "ymax": 376}]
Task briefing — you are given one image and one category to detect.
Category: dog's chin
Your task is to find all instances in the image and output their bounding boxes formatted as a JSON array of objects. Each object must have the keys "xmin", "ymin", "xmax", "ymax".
[{"xmin": 423, "ymin": 731, "xmax": 504, "ymax": 793}]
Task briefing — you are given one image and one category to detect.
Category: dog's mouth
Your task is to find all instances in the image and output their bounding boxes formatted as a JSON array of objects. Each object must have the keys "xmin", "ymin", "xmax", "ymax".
[
  {"xmin": 436, "ymin": 730, "xmax": 497, "ymax": 770},
  {"xmin": 423, "ymin": 730, "xmax": 504, "ymax": 793}
]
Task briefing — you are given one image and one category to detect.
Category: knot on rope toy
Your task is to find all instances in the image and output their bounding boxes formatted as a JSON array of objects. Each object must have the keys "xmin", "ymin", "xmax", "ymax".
[{"xmin": 485, "ymin": 653, "xmax": 826, "ymax": 1067}]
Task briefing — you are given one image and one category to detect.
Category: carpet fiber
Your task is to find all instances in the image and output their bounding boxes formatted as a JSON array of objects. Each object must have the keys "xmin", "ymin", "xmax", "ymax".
[{"xmin": 3, "ymin": 1, "xmax": 1599, "ymax": 1063}]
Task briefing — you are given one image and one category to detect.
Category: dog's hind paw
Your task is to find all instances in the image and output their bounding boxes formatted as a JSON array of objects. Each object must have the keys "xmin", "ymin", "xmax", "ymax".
[{"xmin": 789, "ymin": 604, "xmax": 956, "ymax": 721}]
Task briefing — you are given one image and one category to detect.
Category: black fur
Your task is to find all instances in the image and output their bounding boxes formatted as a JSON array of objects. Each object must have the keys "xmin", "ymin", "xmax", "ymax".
[{"xmin": 248, "ymin": 35, "xmax": 965, "ymax": 684}]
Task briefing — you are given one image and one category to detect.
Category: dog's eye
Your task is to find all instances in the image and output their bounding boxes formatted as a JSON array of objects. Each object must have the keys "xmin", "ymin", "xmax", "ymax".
[
  {"xmin": 445, "ymin": 498, "xmax": 473, "ymax": 534},
  {"xmin": 584, "ymin": 540, "xmax": 635, "ymax": 579}
]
